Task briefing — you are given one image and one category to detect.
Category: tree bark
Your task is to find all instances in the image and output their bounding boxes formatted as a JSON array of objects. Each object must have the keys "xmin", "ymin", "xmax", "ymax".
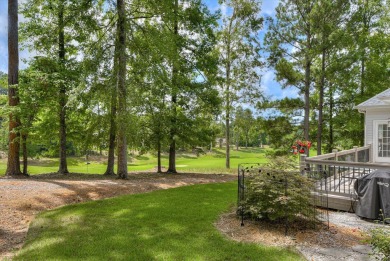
[
  {"xmin": 167, "ymin": 0, "xmax": 179, "ymax": 174},
  {"xmin": 225, "ymin": 94, "xmax": 230, "ymax": 168},
  {"xmin": 58, "ymin": 1, "xmax": 69, "ymax": 174},
  {"xmin": 116, "ymin": 0, "xmax": 128, "ymax": 179},
  {"xmin": 157, "ymin": 138, "xmax": 162, "ymax": 173},
  {"xmin": 167, "ymin": 94, "xmax": 177, "ymax": 173},
  {"xmin": 359, "ymin": 0, "xmax": 368, "ymax": 147},
  {"xmin": 303, "ymin": 5, "xmax": 312, "ymax": 157},
  {"xmin": 224, "ymin": 14, "xmax": 235, "ymax": 169},
  {"xmin": 317, "ymin": 48, "xmax": 326, "ymax": 156},
  {"xmin": 104, "ymin": 86, "xmax": 117, "ymax": 176},
  {"xmin": 328, "ymin": 84, "xmax": 334, "ymax": 153},
  {"xmin": 6, "ymin": 0, "xmax": 22, "ymax": 176}
]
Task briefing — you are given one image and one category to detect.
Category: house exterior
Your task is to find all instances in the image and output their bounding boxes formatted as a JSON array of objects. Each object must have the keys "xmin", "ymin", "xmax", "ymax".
[
  {"xmin": 301, "ymin": 89, "xmax": 390, "ymax": 212},
  {"xmin": 355, "ymin": 88, "xmax": 390, "ymax": 163}
]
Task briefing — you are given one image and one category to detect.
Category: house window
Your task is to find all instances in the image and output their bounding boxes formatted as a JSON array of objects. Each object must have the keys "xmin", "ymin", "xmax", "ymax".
[{"xmin": 378, "ymin": 124, "xmax": 390, "ymax": 157}]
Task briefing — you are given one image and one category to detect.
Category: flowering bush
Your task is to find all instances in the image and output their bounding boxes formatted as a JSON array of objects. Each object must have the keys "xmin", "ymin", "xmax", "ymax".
[{"xmin": 292, "ymin": 140, "xmax": 311, "ymax": 154}]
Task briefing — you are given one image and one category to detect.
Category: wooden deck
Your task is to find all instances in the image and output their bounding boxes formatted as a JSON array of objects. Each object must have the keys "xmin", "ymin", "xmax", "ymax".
[{"xmin": 313, "ymin": 191, "xmax": 357, "ymax": 212}]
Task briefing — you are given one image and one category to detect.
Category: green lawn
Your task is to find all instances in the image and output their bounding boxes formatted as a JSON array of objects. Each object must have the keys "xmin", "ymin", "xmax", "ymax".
[
  {"xmin": 15, "ymin": 182, "xmax": 303, "ymax": 261},
  {"xmin": 0, "ymin": 147, "xmax": 270, "ymax": 176}
]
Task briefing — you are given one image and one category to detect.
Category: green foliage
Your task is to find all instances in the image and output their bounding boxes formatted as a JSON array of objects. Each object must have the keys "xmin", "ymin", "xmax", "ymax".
[
  {"xmin": 371, "ymin": 227, "xmax": 390, "ymax": 260},
  {"xmin": 242, "ymin": 157, "xmax": 317, "ymax": 223},
  {"xmin": 262, "ymin": 116, "xmax": 297, "ymax": 150},
  {"xmin": 14, "ymin": 182, "xmax": 302, "ymax": 261}
]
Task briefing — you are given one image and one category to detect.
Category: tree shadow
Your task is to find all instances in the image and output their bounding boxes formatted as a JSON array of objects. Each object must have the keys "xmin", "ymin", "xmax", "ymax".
[{"xmin": 13, "ymin": 183, "xmax": 295, "ymax": 260}]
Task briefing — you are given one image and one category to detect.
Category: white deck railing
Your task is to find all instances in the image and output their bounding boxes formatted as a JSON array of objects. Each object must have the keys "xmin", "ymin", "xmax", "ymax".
[{"xmin": 302, "ymin": 145, "xmax": 390, "ymax": 195}]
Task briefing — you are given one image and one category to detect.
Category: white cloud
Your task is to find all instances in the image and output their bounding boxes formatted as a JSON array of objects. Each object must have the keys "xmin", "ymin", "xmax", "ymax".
[
  {"xmin": 263, "ymin": 70, "xmax": 274, "ymax": 84},
  {"xmin": 221, "ymin": 2, "xmax": 227, "ymax": 17},
  {"xmin": 262, "ymin": 0, "xmax": 279, "ymax": 16},
  {"xmin": 260, "ymin": 69, "xmax": 300, "ymax": 101},
  {"xmin": 281, "ymin": 88, "xmax": 299, "ymax": 99},
  {"xmin": 260, "ymin": 70, "xmax": 275, "ymax": 96}
]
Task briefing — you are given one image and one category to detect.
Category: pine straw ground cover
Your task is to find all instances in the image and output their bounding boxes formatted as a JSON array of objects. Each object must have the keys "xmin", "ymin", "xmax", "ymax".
[{"xmin": 216, "ymin": 210, "xmax": 369, "ymax": 249}]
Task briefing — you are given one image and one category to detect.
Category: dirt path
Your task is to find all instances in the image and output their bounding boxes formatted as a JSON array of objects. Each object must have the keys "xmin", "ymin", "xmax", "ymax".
[{"xmin": 0, "ymin": 172, "xmax": 235, "ymax": 260}]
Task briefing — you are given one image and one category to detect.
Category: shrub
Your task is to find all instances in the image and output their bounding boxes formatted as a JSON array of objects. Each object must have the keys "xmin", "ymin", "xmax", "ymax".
[
  {"xmin": 242, "ymin": 157, "xmax": 317, "ymax": 223},
  {"xmin": 371, "ymin": 227, "xmax": 390, "ymax": 260}
]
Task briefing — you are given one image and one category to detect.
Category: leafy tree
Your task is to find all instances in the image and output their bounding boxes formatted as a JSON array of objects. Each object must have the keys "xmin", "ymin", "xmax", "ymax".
[
  {"xmin": 262, "ymin": 116, "xmax": 297, "ymax": 151},
  {"xmin": 234, "ymin": 106, "xmax": 255, "ymax": 148},
  {"xmin": 265, "ymin": 0, "xmax": 316, "ymax": 155},
  {"xmin": 20, "ymin": 1, "xmax": 85, "ymax": 173},
  {"xmin": 339, "ymin": 0, "xmax": 389, "ymax": 146},
  {"xmin": 317, "ymin": 0, "xmax": 389, "ymax": 150},
  {"xmin": 217, "ymin": 0, "xmax": 263, "ymax": 168},
  {"xmin": 18, "ymin": 66, "xmax": 55, "ymax": 174},
  {"xmin": 310, "ymin": 0, "xmax": 349, "ymax": 155},
  {"xmin": 147, "ymin": 0, "xmax": 219, "ymax": 173},
  {"xmin": 21, "ymin": 0, "xmax": 107, "ymax": 174}
]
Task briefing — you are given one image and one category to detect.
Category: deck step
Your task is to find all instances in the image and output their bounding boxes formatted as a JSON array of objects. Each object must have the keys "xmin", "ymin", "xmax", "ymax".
[{"xmin": 312, "ymin": 192, "xmax": 357, "ymax": 212}]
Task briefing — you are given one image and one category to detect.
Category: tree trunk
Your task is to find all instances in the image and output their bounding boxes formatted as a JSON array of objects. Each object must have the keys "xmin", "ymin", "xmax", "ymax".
[
  {"xmin": 360, "ymin": 57, "xmax": 365, "ymax": 147},
  {"xmin": 167, "ymin": 0, "xmax": 179, "ymax": 174},
  {"xmin": 22, "ymin": 133, "xmax": 28, "ymax": 175},
  {"xmin": 303, "ymin": 11, "xmax": 311, "ymax": 157},
  {"xmin": 225, "ymin": 61, "xmax": 231, "ymax": 168},
  {"xmin": 58, "ymin": 1, "xmax": 69, "ymax": 174},
  {"xmin": 6, "ymin": 0, "xmax": 22, "ymax": 176},
  {"xmin": 224, "ymin": 12, "xmax": 238, "ymax": 169},
  {"xmin": 116, "ymin": 0, "xmax": 128, "ymax": 179},
  {"xmin": 104, "ymin": 83, "xmax": 117, "ymax": 176},
  {"xmin": 157, "ymin": 138, "xmax": 162, "ymax": 173},
  {"xmin": 225, "ymin": 104, "xmax": 230, "ymax": 168},
  {"xmin": 167, "ymin": 94, "xmax": 177, "ymax": 173},
  {"xmin": 359, "ymin": 0, "xmax": 368, "ymax": 147},
  {"xmin": 317, "ymin": 48, "xmax": 326, "ymax": 156},
  {"xmin": 328, "ymin": 84, "xmax": 334, "ymax": 153}
]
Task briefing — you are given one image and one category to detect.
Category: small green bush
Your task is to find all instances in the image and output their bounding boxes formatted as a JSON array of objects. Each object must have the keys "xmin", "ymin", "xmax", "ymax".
[
  {"xmin": 371, "ymin": 227, "xmax": 390, "ymax": 260},
  {"xmin": 242, "ymin": 157, "xmax": 317, "ymax": 223}
]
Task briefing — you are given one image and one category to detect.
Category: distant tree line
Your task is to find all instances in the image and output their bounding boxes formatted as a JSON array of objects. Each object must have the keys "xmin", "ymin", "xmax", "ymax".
[{"xmin": 2, "ymin": 0, "xmax": 389, "ymax": 177}]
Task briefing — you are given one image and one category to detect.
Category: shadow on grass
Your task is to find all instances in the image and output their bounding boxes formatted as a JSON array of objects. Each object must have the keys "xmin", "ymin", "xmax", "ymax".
[
  {"xmin": 234, "ymin": 148, "xmax": 266, "ymax": 154},
  {"xmin": 14, "ymin": 183, "xmax": 301, "ymax": 261},
  {"xmin": 179, "ymin": 154, "xmax": 198, "ymax": 159},
  {"xmin": 135, "ymin": 155, "xmax": 150, "ymax": 161}
]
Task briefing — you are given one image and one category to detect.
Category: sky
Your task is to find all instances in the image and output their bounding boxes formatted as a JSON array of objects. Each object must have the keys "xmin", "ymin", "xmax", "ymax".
[{"xmin": 0, "ymin": 0, "xmax": 298, "ymax": 102}]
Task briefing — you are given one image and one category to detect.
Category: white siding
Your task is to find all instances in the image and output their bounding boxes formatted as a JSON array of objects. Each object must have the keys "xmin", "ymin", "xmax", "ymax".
[{"xmin": 365, "ymin": 109, "xmax": 390, "ymax": 146}]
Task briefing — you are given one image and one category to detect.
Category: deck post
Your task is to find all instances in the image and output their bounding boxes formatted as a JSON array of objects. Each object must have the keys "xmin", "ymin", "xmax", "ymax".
[
  {"xmin": 353, "ymin": 146, "xmax": 358, "ymax": 162},
  {"xmin": 368, "ymin": 143, "xmax": 373, "ymax": 163},
  {"xmin": 332, "ymin": 149, "xmax": 338, "ymax": 160},
  {"xmin": 332, "ymin": 149, "xmax": 338, "ymax": 178}
]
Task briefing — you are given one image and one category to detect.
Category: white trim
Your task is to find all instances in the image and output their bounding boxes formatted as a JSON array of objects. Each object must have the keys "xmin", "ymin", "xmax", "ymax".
[{"xmin": 373, "ymin": 120, "xmax": 390, "ymax": 163}]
